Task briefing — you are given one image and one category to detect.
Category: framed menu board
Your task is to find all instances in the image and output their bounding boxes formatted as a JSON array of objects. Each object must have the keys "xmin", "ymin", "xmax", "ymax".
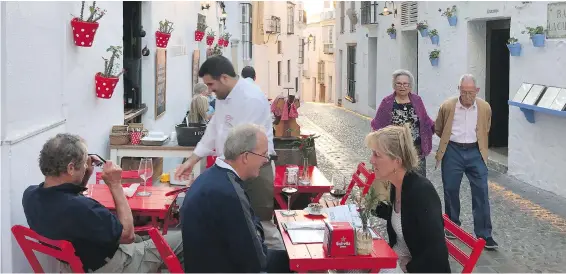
[
  {"xmin": 192, "ymin": 50, "xmax": 200, "ymax": 86},
  {"xmin": 155, "ymin": 48, "xmax": 167, "ymax": 119}
]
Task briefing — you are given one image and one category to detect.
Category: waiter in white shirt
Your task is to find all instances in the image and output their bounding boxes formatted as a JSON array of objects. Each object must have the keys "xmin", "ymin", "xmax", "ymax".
[{"xmin": 175, "ymin": 56, "xmax": 283, "ymax": 250}]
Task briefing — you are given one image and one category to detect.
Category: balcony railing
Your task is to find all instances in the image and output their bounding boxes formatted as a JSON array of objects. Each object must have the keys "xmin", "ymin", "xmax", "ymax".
[
  {"xmin": 323, "ymin": 44, "xmax": 334, "ymax": 54},
  {"xmin": 265, "ymin": 16, "xmax": 281, "ymax": 34}
]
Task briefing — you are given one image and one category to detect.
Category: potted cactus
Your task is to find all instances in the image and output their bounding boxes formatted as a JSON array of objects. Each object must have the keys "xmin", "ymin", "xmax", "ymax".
[
  {"xmin": 156, "ymin": 19, "xmax": 174, "ymax": 48},
  {"xmin": 195, "ymin": 22, "xmax": 207, "ymax": 42},
  {"xmin": 429, "ymin": 29, "xmax": 439, "ymax": 45},
  {"xmin": 206, "ymin": 30, "xmax": 216, "ymax": 46},
  {"xmin": 522, "ymin": 26, "xmax": 546, "ymax": 47},
  {"xmin": 95, "ymin": 46, "xmax": 125, "ymax": 99},
  {"xmin": 441, "ymin": 5, "xmax": 458, "ymax": 26},
  {"xmin": 387, "ymin": 24, "xmax": 396, "ymax": 39},
  {"xmin": 222, "ymin": 32, "xmax": 232, "ymax": 47},
  {"xmin": 429, "ymin": 49, "xmax": 440, "ymax": 67},
  {"xmin": 70, "ymin": 1, "xmax": 106, "ymax": 47},
  {"xmin": 417, "ymin": 21, "xmax": 429, "ymax": 37},
  {"xmin": 507, "ymin": 37, "xmax": 522, "ymax": 56}
]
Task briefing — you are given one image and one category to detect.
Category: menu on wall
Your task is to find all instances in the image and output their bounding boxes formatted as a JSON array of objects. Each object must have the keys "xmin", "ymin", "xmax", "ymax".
[
  {"xmin": 155, "ymin": 48, "xmax": 167, "ymax": 119},
  {"xmin": 547, "ymin": 2, "xmax": 566, "ymax": 39},
  {"xmin": 192, "ymin": 50, "xmax": 200, "ymax": 86}
]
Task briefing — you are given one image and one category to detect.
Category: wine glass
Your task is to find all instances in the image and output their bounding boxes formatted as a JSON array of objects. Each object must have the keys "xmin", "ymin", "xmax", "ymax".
[
  {"xmin": 137, "ymin": 158, "xmax": 153, "ymax": 197},
  {"xmin": 281, "ymin": 170, "xmax": 298, "ymax": 217},
  {"xmin": 328, "ymin": 174, "xmax": 347, "ymax": 202}
]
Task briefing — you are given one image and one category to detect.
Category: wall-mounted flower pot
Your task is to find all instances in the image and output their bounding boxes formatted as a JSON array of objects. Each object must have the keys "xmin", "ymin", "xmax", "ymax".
[
  {"xmin": 430, "ymin": 35, "xmax": 439, "ymax": 45},
  {"xmin": 194, "ymin": 30, "xmax": 204, "ymax": 41},
  {"xmin": 218, "ymin": 38, "xmax": 226, "ymax": 47},
  {"xmin": 223, "ymin": 40, "xmax": 230, "ymax": 47},
  {"xmin": 155, "ymin": 31, "xmax": 171, "ymax": 48},
  {"xmin": 531, "ymin": 34, "xmax": 545, "ymax": 47},
  {"xmin": 507, "ymin": 43, "xmax": 522, "ymax": 56},
  {"xmin": 206, "ymin": 36, "xmax": 214, "ymax": 46},
  {"xmin": 430, "ymin": 58, "xmax": 439, "ymax": 66},
  {"xmin": 389, "ymin": 33, "xmax": 396, "ymax": 39},
  {"xmin": 447, "ymin": 16, "xmax": 458, "ymax": 26},
  {"xmin": 70, "ymin": 18, "xmax": 99, "ymax": 47},
  {"xmin": 95, "ymin": 73, "xmax": 119, "ymax": 99},
  {"xmin": 419, "ymin": 28, "xmax": 429, "ymax": 37}
]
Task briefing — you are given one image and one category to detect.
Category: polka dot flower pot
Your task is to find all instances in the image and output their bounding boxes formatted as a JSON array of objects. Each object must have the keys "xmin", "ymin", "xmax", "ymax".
[
  {"xmin": 223, "ymin": 40, "xmax": 229, "ymax": 47},
  {"xmin": 70, "ymin": 18, "xmax": 99, "ymax": 47},
  {"xmin": 95, "ymin": 73, "xmax": 119, "ymax": 99},
  {"xmin": 218, "ymin": 38, "xmax": 226, "ymax": 47},
  {"xmin": 206, "ymin": 36, "xmax": 215, "ymax": 46},
  {"xmin": 194, "ymin": 30, "xmax": 205, "ymax": 41},
  {"xmin": 155, "ymin": 31, "xmax": 171, "ymax": 48},
  {"xmin": 130, "ymin": 131, "xmax": 143, "ymax": 145}
]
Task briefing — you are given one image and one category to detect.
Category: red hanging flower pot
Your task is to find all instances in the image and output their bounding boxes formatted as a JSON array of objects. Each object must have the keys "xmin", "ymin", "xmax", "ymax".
[
  {"xmin": 224, "ymin": 40, "xmax": 230, "ymax": 47},
  {"xmin": 218, "ymin": 38, "xmax": 225, "ymax": 47},
  {"xmin": 70, "ymin": 18, "xmax": 99, "ymax": 47},
  {"xmin": 194, "ymin": 30, "xmax": 204, "ymax": 41},
  {"xmin": 95, "ymin": 73, "xmax": 119, "ymax": 99},
  {"xmin": 155, "ymin": 31, "xmax": 171, "ymax": 48},
  {"xmin": 206, "ymin": 36, "xmax": 215, "ymax": 46}
]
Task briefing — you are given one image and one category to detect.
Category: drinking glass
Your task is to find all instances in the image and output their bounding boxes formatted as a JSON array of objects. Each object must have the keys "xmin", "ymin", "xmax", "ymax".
[
  {"xmin": 281, "ymin": 170, "xmax": 298, "ymax": 217},
  {"xmin": 327, "ymin": 174, "xmax": 347, "ymax": 202},
  {"xmin": 137, "ymin": 158, "xmax": 153, "ymax": 197}
]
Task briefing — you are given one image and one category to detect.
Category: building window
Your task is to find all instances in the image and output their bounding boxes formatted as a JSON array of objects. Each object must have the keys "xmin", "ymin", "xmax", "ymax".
[
  {"xmin": 277, "ymin": 41, "xmax": 282, "ymax": 54},
  {"xmin": 277, "ymin": 61, "xmax": 282, "ymax": 86},
  {"xmin": 339, "ymin": 1, "xmax": 345, "ymax": 34},
  {"xmin": 312, "ymin": 36, "xmax": 316, "ymax": 51},
  {"xmin": 349, "ymin": 1, "xmax": 356, "ymax": 33},
  {"xmin": 361, "ymin": 2, "xmax": 379, "ymax": 24},
  {"xmin": 267, "ymin": 16, "xmax": 281, "ymax": 33},
  {"xmin": 323, "ymin": 25, "xmax": 334, "ymax": 54},
  {"xmin": 287, "ymin": 3, "xmax": 295, "ymax": 34},
  {"xmin": 240, "ymin": 3, "xmax": 252, "ymax": 60},
  {"xmin": 346, "ymin": 45, "xmax": 356, "ymax": 102},
  {"xmin": 298, "ymin": 9, "xmax": 307, "ymax": 24},
  {"xmin": 299, "ymin": 38, "xmax": 304, "ymax": 64},
  {"xmin": 287, "ymin": 59, "xmax": 291, "ymax": 82},
  {"xmin": 318, "ymin": 61, "xmax": 325, "ymax": 84}
]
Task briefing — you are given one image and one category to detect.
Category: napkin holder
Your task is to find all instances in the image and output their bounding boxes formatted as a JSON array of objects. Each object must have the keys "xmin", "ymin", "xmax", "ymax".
[{"xmin": 322, "ymin": 220, "xmax": 356, "ymax": 257}]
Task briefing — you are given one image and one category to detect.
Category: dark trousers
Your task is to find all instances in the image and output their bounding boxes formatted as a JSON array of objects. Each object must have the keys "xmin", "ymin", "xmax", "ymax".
[
  {"xmin": 264, "ymin": 249, "xmax": 291, "ymax": 273},
  {"xmin": 441, "ymin": 142, "xmax": 493, "ymax": 238}
]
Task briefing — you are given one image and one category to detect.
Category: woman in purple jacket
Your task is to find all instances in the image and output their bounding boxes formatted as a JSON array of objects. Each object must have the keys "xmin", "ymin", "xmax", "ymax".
[{"xmin": 371, "ymin": 69, "xmax": 434, "ymax": 177}]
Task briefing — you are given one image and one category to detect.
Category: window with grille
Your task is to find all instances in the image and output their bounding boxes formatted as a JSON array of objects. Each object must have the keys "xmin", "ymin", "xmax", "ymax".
[
  {"xmin": 361, "ymin": 1, "xmax": 378, "ymax": 24},
  {"xmin": 277, "ymin": 61, "xmax": 282, "ymax": 86},
  {"xmin": 349, "ymin": 1, "xmax": 356, "ymax": 33},
  {"xmin": 240, "ymin": 3, "xmax": 252, "ymax": 60},
  {"xmin": 287, "ymin": 60, "xmax": 291, "ymax": 82},
  {"xmin": 346, "ymin": 45, "xmax": 356, "ymax": 102},
  {"xmin": 318, "ymin": 61, "xmax": 325, "ymax": 84},
  {"xmin": 287, "ymin": 3, "xmax": 295, "ymax": 34},
  {"xmin": 277, "ymin": 41, "xmax": 282, "ymax": 54},
  {"xmin": 340, "ymin": 2, "xmax": 345, "ymax": 34},
  {"xmin": 312, "ymin": 36, "xmax": 316, "ymax": 51},
  {"xmin": 400, "ymin": 2, "xmax": 418, "ymax": 27},
  {"xmin": 323, "ymin": 25, "xmax": 334, "ymax": 54},
  {"xmin": 299, "ymin": 38, "xmax": 304, "ymax": 64}
]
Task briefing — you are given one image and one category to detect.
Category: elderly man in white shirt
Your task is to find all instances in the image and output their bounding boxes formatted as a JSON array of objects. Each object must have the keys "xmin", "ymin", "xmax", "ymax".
[{"xmin": 175, "ymin": 55, "xmax": 283, "ymax": 250}]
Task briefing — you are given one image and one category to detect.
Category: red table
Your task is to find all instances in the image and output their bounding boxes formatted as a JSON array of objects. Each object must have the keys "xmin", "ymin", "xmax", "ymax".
[
  {"xmin": 275, "ymin": 210, "xmax": 398, "ymax": 272},
  {"xmin": 273, "ymin": 165, "xmax": 332, "ymax": 209},
  {"xmin": 85, "ymin": 184, "xmax": 181, "ymax": 234}
]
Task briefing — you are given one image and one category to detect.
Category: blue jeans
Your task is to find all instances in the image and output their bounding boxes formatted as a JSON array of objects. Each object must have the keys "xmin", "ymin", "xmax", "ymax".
[{"xmin": 441, "ymin": 142, "xmax": 493, "ymax": 238}]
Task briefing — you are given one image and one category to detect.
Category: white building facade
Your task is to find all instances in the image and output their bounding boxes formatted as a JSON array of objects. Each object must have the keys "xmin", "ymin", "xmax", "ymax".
[
  {"xmin": 335, "ymin": 1, "xmax": 566, "ymax": 198},
  {"xmin": 0, "ymin": 1, "xmax": 243, "ymax": 271},
  {"xmin": 301, "ymin": 7, "xmax": 336, "ymax": 103}
]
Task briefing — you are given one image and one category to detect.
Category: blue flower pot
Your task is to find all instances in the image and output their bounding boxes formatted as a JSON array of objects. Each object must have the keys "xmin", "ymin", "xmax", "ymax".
[
  {"xmin": 430, "ymin": 35, "xmax": 439, "ymax": 45},
  {"xmin": 419, "ymin": 28, "xmax": 429, "ymax": 37},
  {"xmin": 447, "ymin": 16, "xmax": 457, "ymax": 26},
  {"xmin": 430, "ymin": 58, "xmax": 439, "ymax": 66},
  {"xmin": 531, "ymin": 34, "xmax": 545, "ymax": 47},
  {"xmin": 389, "ymin": 32, "xmax": 396, "ymax": 39},
  {"xmin": 507, "ymin": 43, "xmax": 522, "ymax": 56}
]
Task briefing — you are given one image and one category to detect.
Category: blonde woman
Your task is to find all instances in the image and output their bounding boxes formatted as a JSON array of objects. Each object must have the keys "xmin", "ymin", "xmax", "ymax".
[
  {"xmin": 188, "ymin": 94, "xmax": 210, "ymax": 125},
  {"xmin": 366, "ymin": 124, "xmax": 450, "ymax": 273}
]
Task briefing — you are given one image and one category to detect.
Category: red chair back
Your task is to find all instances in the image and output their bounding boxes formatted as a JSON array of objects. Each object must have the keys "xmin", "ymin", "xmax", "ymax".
[
  {"xmin": 147, "ymin": 228, "xmax": 183, "ymax": 273},
  {"xmin": 11, "ymin": 225, "xmax": 84, "ymax": 273},
  {"xmin": 206, "ymin": 156, "xmax": 217, "ymax": 168},
  {"xmin": 443, "ymin": 214, "xmax": 486, "ymax": 273},
  {"xmin": 95, "ymin": 170, "xmax": 152, "ymax": 186},
  {"xmin": 340, "ymin": 162, "xmax": 376, "ymax": 205}
]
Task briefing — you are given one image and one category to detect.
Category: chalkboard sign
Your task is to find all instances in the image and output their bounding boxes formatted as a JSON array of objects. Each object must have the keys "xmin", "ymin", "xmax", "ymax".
[{"xmin": 155, "ymin": 48, "xmax": 167, "ymax": 119}]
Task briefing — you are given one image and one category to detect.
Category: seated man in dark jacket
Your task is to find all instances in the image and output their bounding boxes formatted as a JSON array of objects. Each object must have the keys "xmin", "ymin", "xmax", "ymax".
[{"xmin": 181, "ymin": 124, "xmax": 290, "ymax": 273}]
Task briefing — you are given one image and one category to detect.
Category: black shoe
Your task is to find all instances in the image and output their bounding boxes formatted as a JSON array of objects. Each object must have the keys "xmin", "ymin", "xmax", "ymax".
[
  {"xmin": 482, "ymin": 237, "xmax": 499, "ymax": 250},
  {"xmin": 445, "ymin": 230, "xmax": 457, "ymax": 239}
]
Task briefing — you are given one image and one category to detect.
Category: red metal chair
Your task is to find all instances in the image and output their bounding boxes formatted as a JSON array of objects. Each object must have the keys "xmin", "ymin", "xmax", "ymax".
[
  {"xmin": 443, "ymin": 214, "xmax": 486, "ymax": 273},
  {"xmin": 339, "ymin": 162, "xmax": 376, "ymax": 205},
  {"xmin": 147, "ymin": 228, "xmax": 183, "ymax": 273},
  {"xmin": 95, "ymin": 170, "xmax": 153, "ymax": 186},
  {"xmin": 11, "ymin": 225, "xmax": 84, "ymax": 273},
  {"xmin": 206, "ymin": 156, "xmax": 217, "ymax": 168}
]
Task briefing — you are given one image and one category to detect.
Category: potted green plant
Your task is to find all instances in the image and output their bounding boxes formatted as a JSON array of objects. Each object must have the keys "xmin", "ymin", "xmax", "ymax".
[
  {"xmin": 429, "ymin": 29, "xmax": 439, "ymax": 45},
  {"xmin": 156, "ymin": 19, "xmax": 174, "ymax": 48},
  {"xmin": 353, "ymin": 187, "xmax": 380, "ymax": 255},
  {"xmin": 387, "ymin": 24, "xmax": 396, "ymax": 39},
  {"xmin": 291, "ymin": 134, "xmax": 319, "ymax": 184},
  {"xmin": 441, "ymin": 5, "xmax": 457, "ymax": 26},
  {"xmin": 507, "ymin": 37, "xmax": 522, "ymax": 56},
  {"xmin": 222, "ymin": 32, "xmax": 232, "ymax": 47},
  {"xmin": 95, "ymin": 46, "xmax": 125, "ymax": 99},
  {"xmin": 70, "ymin": 1, "xmax": 106, "ymax": 47},
  {"xmin": 429, "ymin": 49, "xmax": 440, "ymax": 66},
  {"xmin": 206, "ymin": 30, "xmax": 216, "ymax": 46},
  {"xmin": 417, "ymin": 20, "xmax": 429, "ymax": 37},
  {"xmin": 522, "ymin": 26, "xmax": 546, "ymax": 47}
]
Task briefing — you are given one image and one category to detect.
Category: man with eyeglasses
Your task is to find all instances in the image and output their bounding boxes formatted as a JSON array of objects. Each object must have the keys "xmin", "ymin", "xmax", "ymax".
[{"xmin": 175, "ymin": 56, "xmax": 283, "ymax": 250}]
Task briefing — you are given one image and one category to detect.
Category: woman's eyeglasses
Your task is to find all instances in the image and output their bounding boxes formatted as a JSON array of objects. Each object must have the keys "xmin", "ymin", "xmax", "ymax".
[{"xmin": 395, "ymin": 83, "xmax": 411, "ymax": 88}]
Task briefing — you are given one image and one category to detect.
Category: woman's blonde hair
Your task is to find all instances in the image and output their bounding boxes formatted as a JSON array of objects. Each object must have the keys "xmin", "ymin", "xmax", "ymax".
[
  {"xmin": 365, "ymin": 124, "xmax": 420, "ymax": 171},
  {"xmin": 188, "ymin": 95, "xmax": 209, "ymax": 124}
]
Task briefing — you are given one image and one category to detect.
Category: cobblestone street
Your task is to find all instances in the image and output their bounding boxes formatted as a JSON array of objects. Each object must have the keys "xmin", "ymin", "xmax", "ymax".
[{"xmin": 298, "ymin": 102, "xmax": 566, "ymax": 273}]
